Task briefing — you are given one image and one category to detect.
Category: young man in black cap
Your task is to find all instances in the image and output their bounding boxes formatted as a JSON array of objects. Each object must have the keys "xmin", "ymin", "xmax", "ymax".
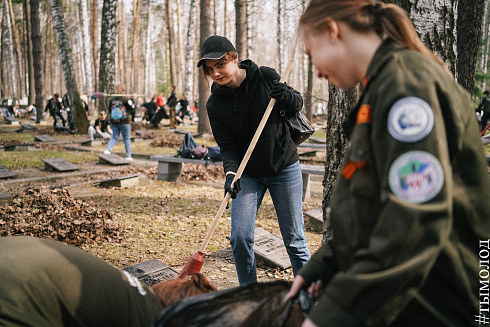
[{"xmin": 198, "ymin": 35, "xmax": 311, "ymax": 286}]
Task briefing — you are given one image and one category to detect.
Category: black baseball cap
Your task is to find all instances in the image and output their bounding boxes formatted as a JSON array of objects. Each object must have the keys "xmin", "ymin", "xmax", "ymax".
[{"xmin": 197, "ymin": 35, "xmax": 236, "ymax": 67}]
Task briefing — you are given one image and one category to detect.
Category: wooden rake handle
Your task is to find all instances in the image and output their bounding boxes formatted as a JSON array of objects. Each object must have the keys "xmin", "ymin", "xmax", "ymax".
[{"xmin": 198, "ymin": 59, "xmax": 295, "ymax": 253}]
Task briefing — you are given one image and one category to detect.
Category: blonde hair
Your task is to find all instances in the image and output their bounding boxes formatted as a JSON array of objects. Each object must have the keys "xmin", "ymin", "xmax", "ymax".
[{"xmin": 299, "ymin": 0, "xmax": 450, "ymax": 75}]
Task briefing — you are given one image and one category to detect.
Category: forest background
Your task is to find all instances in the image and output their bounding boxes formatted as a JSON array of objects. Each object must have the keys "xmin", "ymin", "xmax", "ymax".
[{"xmin": 2, "ymin": 0, "xmax": 490, "ymax": 218}]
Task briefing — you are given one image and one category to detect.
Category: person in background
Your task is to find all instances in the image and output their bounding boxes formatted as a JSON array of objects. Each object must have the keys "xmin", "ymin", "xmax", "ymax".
[
  {"xmin": 167, "ymin": 85, "xmax": 178, "ymax": 129},
  {"xmin": 285, "ymin": 1, "xmax": 490, "ymax": 327},
  {"xmin": 198, "ymin": 35, "xmax": 311, "ymax": 286},
  {"xmin": 478, "ymin": 90, "xmax": 490, "ymax": 132},
  {"xmin": 5, "ymin": 103, "xmax": 19, "ymax": 118},
  {"xmin": 44, "ymin": 93, "xmax": 66, "ymax": 128},
  {"xmin": 176, "ymin": 94, "xmax": 189, "ymax": 125},
  {"xmin": 80, "ymin": 95, "xmax": 90, "ymax": 117},
  {"xmin": 88, "ymin": 110, "xmax": 112, "ymax": 140},
  {"xmin": 104, "ymin": 84, "xmax": 134, "ymax": 161},
  {"xmin": 141, "ymin": 97, "xmax": 158, "ymax": 124}
]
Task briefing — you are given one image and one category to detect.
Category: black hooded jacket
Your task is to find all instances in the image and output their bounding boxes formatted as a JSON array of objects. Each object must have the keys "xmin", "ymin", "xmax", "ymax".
[{"xmin": 206, "ymin": 60, "xmax": 302, "ymax": 177}]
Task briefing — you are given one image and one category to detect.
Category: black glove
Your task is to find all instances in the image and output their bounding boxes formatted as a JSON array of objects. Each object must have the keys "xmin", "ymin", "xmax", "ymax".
[
  {"xmin": 270, "ymin": 80, "xmax": 292, "ymax": 104},
  {"xmin": 224, "ymin": 174, "xmax": 241, "ymax": 199}
]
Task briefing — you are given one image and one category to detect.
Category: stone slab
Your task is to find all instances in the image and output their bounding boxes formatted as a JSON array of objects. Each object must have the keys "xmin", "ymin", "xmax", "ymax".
[
  {"xmin": 34, "ymin": 135, "xmax": 57, "ymax": 142},
  {"xmin": 253, "ymin": 227, "xmax": 291, "ymax": 270},
  {"xmin": 304, "ymin": 206, "xmax": 323, "ymax": 232},
  {"xmin": 0, "ymin": 193, "xmax": 13, "ymax": 205},
  {"xmin": 135, "ymin": 129, "xmax": 148, "ymax": 136},
  {"xmin": 81, "ymin": 139, "xmax": 103, "ymax": 146},
  {"xmin": 123, "ymin": 259, "xmax": 178, "ymax": 286},
  {"xmin": 4, "ymin": 117, "xmax": 19, "ymax": 125},
  {"xmin": 42, "ymin": 158, "xmax": 80, "ymax": 172},
  {"xmin": 0, "ymin": 165, "xmax": 16, "ymax": 179},
  {"xmin": 95, "ymin": 174, "xmax": 139, "ymax": 188},
  {"xmin": 96, "ymin": 153, "xmax": 130, "ymax": 165},
  {"xmin": 4, "ymin": 144, "xmax": 29, "ymax": 151},
  {"xmin": 131, "ymin": 137, "xmax": 144, "ymax": 143}
]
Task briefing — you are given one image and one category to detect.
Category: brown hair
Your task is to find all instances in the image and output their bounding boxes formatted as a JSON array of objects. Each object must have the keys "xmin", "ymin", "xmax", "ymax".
[
  {"xmin": 299, "ymin": 0, "xmax": 450, "ymax": 75},
  {"xmin": 151, "ymin": 272, "xmax": 217, "ymax": 307},
  {"xmin": 200, "ymin": 51, "xmax": 239, "ymax": 86}
]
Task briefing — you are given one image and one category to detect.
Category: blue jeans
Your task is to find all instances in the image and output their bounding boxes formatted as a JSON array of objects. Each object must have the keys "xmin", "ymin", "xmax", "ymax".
[
  {"xmin": 106, "ymin": 123, "xmax": 131, "ymax": 158},
  {"xmin": 230, "ymin": 161, "xmax": 311, "ymax": 285}
]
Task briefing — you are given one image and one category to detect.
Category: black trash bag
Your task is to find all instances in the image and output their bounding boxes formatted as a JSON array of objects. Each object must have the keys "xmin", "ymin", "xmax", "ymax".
[
  {"xmin": 153, "ymin": 280, "xmax": 313, "ymax": 327},
  {"xmin": 204, "ymin": 145, "xmax": 222, "ymax": 162},
  {"xmin": 177, "ymin": 132, "xmax": 197, "ymax": 159}
]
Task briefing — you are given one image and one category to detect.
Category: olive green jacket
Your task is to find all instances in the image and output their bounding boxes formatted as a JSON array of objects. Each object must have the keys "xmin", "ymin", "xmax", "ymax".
[
  {"xmin": 300, "ymin": 39, "xmax": 490, "ymax": 326},
  {"xmin": 0, "ymin": 237, "xmax": 164, "ymax": 326}
]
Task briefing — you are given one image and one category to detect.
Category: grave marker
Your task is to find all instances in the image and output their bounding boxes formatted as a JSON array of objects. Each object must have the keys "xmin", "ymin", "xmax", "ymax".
[
  {"xmin": 304, "ymin": 206, "xmax": 324, "ymax": 232},
  {"xmin": 0, "ymin": 164, "xmax": 16, "ymax": 179},
  {"xmin": 135, "ymin": 129, "xmax": 147, "ymax": 136},
  {"xmin": 42, "ymin": 158, "xmax": 80, "ymax": 172},
  {"xmin": 131, "ymin": 136, "xmax": 144, "ymax": 143},
  {"xmin": 81, "ymin": 139, "xmax": 103, "ymax": 146},
  {"xmin": 95, "ymin": 174, "xmax": 139, "ymax": 188},
  {"xmin": 253, "ymin": 227, "xmax": 291, "ymax": 270},
  {"xmin": 123, "ymin": 259, "xmax": 178, "ymax": 286},
  {"xmin": 4, "ymin": 117, "xmax": 20, "ymax": 125},
  {"xmin": 4, "ymin": 144, "xmax": 30, "ymax": 151},
  {"xmin": 34, "ymin": 135, "xmax": 57, "ymax": 142},
  {"xmin": 96, "ymin": 153, "xmax": 130, "ymax": 165}
]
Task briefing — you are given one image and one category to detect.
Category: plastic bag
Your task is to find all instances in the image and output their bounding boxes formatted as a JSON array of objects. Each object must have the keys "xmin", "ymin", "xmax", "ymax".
[
  {"xmin": 205, "ymin": 146, "xmax": 222, "ymax": 162},
  {"xmin": 152, "ymin": 280, "xmax": 313, "ymax": 327}
]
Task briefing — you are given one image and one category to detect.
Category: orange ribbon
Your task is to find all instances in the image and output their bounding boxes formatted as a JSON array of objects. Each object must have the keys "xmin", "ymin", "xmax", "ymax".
[
  {"xmin": 342, "ymin": 160, "xmax": 367, "ymax": 179},
  {"xmin": 356, "ymin": 104, "xmax": 371, "ymax": 124}
]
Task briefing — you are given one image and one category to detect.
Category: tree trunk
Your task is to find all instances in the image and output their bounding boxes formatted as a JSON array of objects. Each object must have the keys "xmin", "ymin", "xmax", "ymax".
[
  {"xmin": 304, "ymin": 59, "xmax": 313, "ymax": 121},
  {"xmin": 322, "ymin": 86, "xmax": 357, "ymax": 242},
  {"xmin": 30, "ymin": 0, "xmax": 43, "ymax": 122},
  {"xmin": 121, "ymin": 0, "xmax": 128, "ymax": 87},
  {"xmin": 235, "ymin": 0, "xmax": 247, "ymax": 60},
  {"xmin": 23, "ymin": 0, "xmax": 35, "ymax": 105},
  {"xmin": 80, "ymin": 0, "xmax": 93, "ymax": 96},
  {"xmin": 276, "ymin": 0, "xmax": 282, "ymax": 72},
  {"xmin": 456, "ymin": 0, "xmax": 484, "ymax": 94},
  {"xmin": 50, "ymin": 0, "xmax": 89, "ymax": 132},
  {"xmin": 198, "ymin": 0, "xmax": 211, "ymax": 135},
  {"xmin": 98, "ymin": 0, "xmax": 117, "ymax": 109},
  {"xmin": 176, "ymin": 0, "xmax": 185, "ymax": 91},
  {"xmin": 166, "ymin": 0, "xmax": 176, "ymax": 86},
  {"xmin": 144, "ymin": 0, "xmax": 152, "ymax": 96},
  {"xmin": 388, "ymin": 0, "xmax": 457, "ymax": 73},
  {"xmin": 3, "ymin": 0, "xmax": 17, "ymax": 98},
  {"xmin": 184, "ymin": 0, "xmax": 197, "ymax": 105},
  {"xmin": 92, "ymin": 0, "xmax": 98, "ymax": 92},
  {"xmin": 131, "ymin": 0, "xmax": 140, "ymax": 92},
  {"xmin": 7, "ymin": 0, "xmax": 22, "ymax": 99}
]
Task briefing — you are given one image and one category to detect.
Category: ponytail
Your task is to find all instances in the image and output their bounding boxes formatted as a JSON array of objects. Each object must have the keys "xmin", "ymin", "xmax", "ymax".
[{"xmin": 299, "ymin": 0, "xmax": 451, "ymax": 75}]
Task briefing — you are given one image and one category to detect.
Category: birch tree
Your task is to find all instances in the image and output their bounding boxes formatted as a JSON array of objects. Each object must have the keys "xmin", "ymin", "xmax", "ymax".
[
  {"xmin": 235, "ymin": 0, "xmax": 246, "ymax": 60},
  {"xmin": 30, "ymin": 0, "xmax": 44, "ymax": 122},
  {"xmin": 165, "ymin": 0, "xmax": 176, "ymax": 85},
  {"xmin": 184, "ymin": 0, "xmax": 197, "ymax": 104},
  {"xmin": 24, "ymin": 0, "xmax": 35, "ymax": 105},
  {"xmin": 3, "ymin": 0, "xmax": 17, "ymax": 98},
  {"xmin": 50, "ymin": 0, "xmax": 89, "ymax": 132},
  {"xmin": 98, "ymin": 0, "xmax": 117, "ymax": 108},
  {"xmin": 92, "ymin": 0, "xmax": 98, "ymax": 91},
  {"xmin": 7, "ymin": 0, "xmax": 22, "ymax": 98},
  {"xmin": 131, "ymin": 0, "xmax": 141, "ymax": 91},
  {"xmin": 79, "ymin": 0, "xmax": 93, "ymax": 96},
  {"xmin": 198, "ymin": 0, "xmax": 212, "ymax": 134},
  {"xmin": 144, "ymin": 0, "xmax": 153, "ymax": 96}
]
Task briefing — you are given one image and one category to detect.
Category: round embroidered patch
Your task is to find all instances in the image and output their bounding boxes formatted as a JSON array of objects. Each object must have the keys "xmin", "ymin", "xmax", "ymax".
[
  {"xmin": 388, "ymin": 97, "xmax": 434, "ymax": 142},
  {"xmin": 388, "ymin": 151, "xmax": 444, "ymax": 203}
]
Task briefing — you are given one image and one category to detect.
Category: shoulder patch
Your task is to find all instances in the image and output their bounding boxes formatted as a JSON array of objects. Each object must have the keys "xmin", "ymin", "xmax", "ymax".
[
  {"xmin": 387, "ymin": 97, "xmax": 434, "ymax": 142},
  {"xmin": 388, "ymin": 151, "xmax": 444, "ymax": 203}
]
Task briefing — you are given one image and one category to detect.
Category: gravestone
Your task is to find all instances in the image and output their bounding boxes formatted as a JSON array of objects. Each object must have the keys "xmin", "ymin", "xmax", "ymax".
[
  {"xmin": 131, "ymin": 136, "xmax": 144, "ymax": 143},
  {"xmin": 4, "ymin": 143, "xmax": 30, "ymax": 151},
  {"xmin": 135, "ymin": 129, "xmax": 147, "ymax": 137},
  {"xmin": 123, "ymin": 259, "xmax": 178, "ymax": 286},
  {"xmin": 0, "ymin": 164, "xmax": 16, "ymax": 179},
  {"xmin": 16, "ymin": 124, "xmax": 36, "ymax": 133},
  {"xmin": 95, "ymin": 174, "xmax": 139, "ymax": 188},
  {"xmin": 0, "ymin": 193, "xmax": 12, "ymax": 205},
  {"xmin": 42, "ymin": 158, "xmax": 80, "ymax": 172},
  {"xmin": 96, "ymin": 153, "xmax": 130, "ymax": 165},
  {"xmin": 81, "ymin": 139, "xmax": 103, "ymax": 146},
  {"xmin": 253, "ymin": 227, "xmax": 291, "ymax": 270},
  {"xmin": 34, "ymin": 135, "xmax": 56, "ymax": 142},
  {"xmin": 304, "ymin": 206, "xmax": 324, "ymax": 232},
  {"xmin": 4, "ymin": 117, "xmax": 19, "ymax": 125}
]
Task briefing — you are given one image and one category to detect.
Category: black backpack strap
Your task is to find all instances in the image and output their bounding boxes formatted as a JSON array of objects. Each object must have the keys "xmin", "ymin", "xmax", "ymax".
[{"xmin": 256, "ymin": 66, "xmax": 271, "ymax": 92}]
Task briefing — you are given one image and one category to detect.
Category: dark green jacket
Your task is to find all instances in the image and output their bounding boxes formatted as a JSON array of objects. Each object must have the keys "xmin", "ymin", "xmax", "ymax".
[
  {"xmin": 300, "ymin": 39, "xmax": 490, "ymax": 326},
  {"xmin": 0, "ymin": 237, "xmax": 164, "ymax": 326}
]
